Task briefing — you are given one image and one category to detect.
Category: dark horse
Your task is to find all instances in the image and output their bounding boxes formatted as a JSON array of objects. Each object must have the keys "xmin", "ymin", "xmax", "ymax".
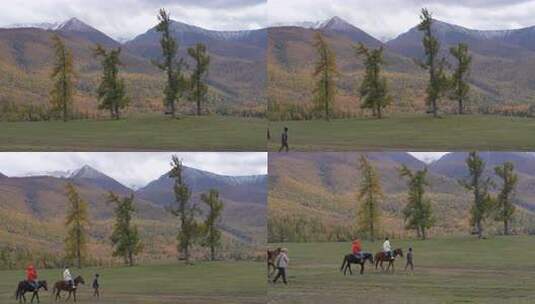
[
  {"xmin": 340, "ymin": 252, "xmax": 374, "ymax": 275},
  {"xmin": 267, "ymin": 248, "xmax": 281, "ymax": 278},
  {"xmin": 52, "ymin": 276, "xmax": 85, "ymax": 302},
  {"xmin": 375, "ymin": 248, "xmax": 404, "ymax": 272},
  {"xmin": 15, "ymin": 280, "xmax": 48, "ymax": 304}
]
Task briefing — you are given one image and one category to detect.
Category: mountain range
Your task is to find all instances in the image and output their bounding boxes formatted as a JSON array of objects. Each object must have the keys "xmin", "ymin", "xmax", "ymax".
[
  {"xmin": 0, "ymin": 164, "xmax": 266, "ymax": 259},
  {"xmin": 0, "ymin": 17, "xmax": 266, "ymax": 117},
  {"xmin": 268, "ymin": 16, "xmax": 535, "ymax": 119},
  {"xmin": 268, "ymin": 152, "xmax": 535, "ymax": 241}
]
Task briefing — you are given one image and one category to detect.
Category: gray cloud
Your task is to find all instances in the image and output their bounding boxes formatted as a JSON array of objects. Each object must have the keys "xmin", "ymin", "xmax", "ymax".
[
  {"xmin": 0, "ymin": 152, "xmax": 267, "ymax": 189},
  {"xmin": 2, "ymin": 0, "xmax": 267, "ymax": 40},
  {"xmin": 268, "ymin": 0, "xmax": 535, "ymax": 40}
]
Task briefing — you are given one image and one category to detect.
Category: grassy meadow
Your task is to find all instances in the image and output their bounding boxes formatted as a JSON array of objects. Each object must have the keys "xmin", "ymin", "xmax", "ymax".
[
  {"xmin": 268, "ymin": 114, "xmax": 535, "ymax": 151},
  {"xmin": 0, "ymin": 114, "xmax": 265, "ymax": 151},
  {"xmin": 268, "ymin": 236, "xmax": 535, "ymax": 304},
  {"xmin": 0, "ymin": 261, "xmax": 265, "ymax": 304}
]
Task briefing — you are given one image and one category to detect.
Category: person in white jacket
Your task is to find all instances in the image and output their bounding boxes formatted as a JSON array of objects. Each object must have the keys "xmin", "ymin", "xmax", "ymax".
[
  {"xmin": 383, "ymin": 237, "xmax": 392, "ymax": 260},
  {"xmin": 272, "ymin": 248, "xmax": 289, "ymax": 285},
  {"xmin": 63, "ymin": 266, "xmax": 75, "ymax": 289}
]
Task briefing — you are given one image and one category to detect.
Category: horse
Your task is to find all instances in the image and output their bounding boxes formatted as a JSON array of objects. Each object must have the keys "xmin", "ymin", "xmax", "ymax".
[
  {"xmin": 52, "ymin": 275, "xmax": 85, "ymax": 302},
  {"xmin": 267, "ymin": 248, "xmax": 281, "ymax": 278},
  {"xmin": 375, "ymin": 248, "xmax": 404, "ymax": 272},
  {"xmin": 15, "ymin": 280, "xmax": 48, "ymax": 304},
  {"xmin": 340, "ymin": 252, "xmax": 374, "ymax": 275}
]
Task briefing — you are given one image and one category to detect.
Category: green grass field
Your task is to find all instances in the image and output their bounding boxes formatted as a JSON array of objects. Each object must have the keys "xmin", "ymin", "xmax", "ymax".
[
  {"xmin": 0, "ymin": 261, "xmax": 265, "ymax": 304},
  {"xmin": 268, "ymin": 236, "xmax": 535, "ymax": 304},
  {"xmin": 268, "ymin": 114, "xmax": 535, "ymax": 151},
  {"xmin": 0, "ymin": 115, "xmax": 265, "ymax": 151}
]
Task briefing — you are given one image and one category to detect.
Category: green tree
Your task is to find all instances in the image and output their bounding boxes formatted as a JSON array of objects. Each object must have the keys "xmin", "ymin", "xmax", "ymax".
[
  {"xmin": 188, "ymin": 43, "xmax": 210, "ymax": 116},
  {"xmin": 168, "ymin": 156, "xmax": 201, "ymax": 263},
  {"xmin": 50, "ymin": 34, "xmax": 75, "ymax": 122},
  {"xmin": 418, "ymin": 8, "xmax": 448, "ymax": 118},
  {"xmin": 200, "ymin": 189, "xmax": 224, "ymax": 261},
  {"xmin": 356, "ymin": 155, "xmax": 383, "ymax": 240},
  {"xmin": 459, "ymin": 152, "xmax": 494, "ymax": 238},
  {"xmin": 108, "ymin": 192, "xmax": 143, "ymax": 266},
  {"xmin": 400, "ymin": 165, "xmax": 434, "ymax": 240},
  {"xmin": 153, "ymin": 9, "xmax": 187, "ymax": 118},
  {"xmin": 64, "ymin": 183, "xmax": 89, "ymax": 268},
  {"xmin": 449, "ymin": 43, "xmax": 472, "ymax": 114},
  {"xmin": 494, "ymin": 162, "xmax": 518, "ymax": 235},
  {"xmin": 313, "ymin": 31, "xmax": 337, "ymax": 121},
  {"xmin": 355, "ymin": 43, "xmax": 391, "ymax": 118},
  {"xmin": 94, "ymin": 45, "xmax": 129, "ymax": 119}
]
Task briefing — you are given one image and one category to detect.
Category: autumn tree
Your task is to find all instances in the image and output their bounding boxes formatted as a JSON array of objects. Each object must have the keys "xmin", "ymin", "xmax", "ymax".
[
  {"xmin": 449, "ymin": 43, "xmax": 472, "ymax": 114},
  {"xmin": 355, "ymin": 43, "xmax": 391, "ymax": 118},
  {"xmin": 400, "ymin": 165, "xmax": 434, "ymax": 240},
  {"xmin": 108, "ymin": 192, "xmax": 143, "ymax": 266},
  {"xmin": 313, "ymin": 31, "xmax": 337, "ymax": 121},
  {"xmin": 188, "ymin": 43, "xmax": 210, "ymax": 116},
  {"xmin": 64, "ymin": 183, "xmax": 89, "ymax": 268},
  {"xmin": 356, "ymin": 155, "xmax": 383, "ymax": 240},
  {"xmin": 494, "ymin": 162, "xmax": 518, "ymax": 235},
  {"xmin": 50, "ymin": 34, "xmax": 75, "ymax": 122},
  {"xmin": 418, "ymin": 8, "xmax": 448, "ymax": 118},
  {"xmin": 168, "ymin": 156, "xmax": 201, "ymax": 263},
  {"xmin": 200, "ymin": 189, "xmax": 224, "ymax": 261},
  {"xmin": 94, "ymin": 45, "xmax": 129, "ymax": 119},
  {"xmin": 459, "ymin": 152, "xmax": 494, "ymax": 238},
  {"xmin": 153, "ymin": 9, "xmax": 187, "ymax": 118}
]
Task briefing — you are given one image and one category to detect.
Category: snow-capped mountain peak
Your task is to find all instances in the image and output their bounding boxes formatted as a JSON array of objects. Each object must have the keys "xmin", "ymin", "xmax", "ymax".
[
  {"xmin": 69, "ymin": 165, "xmax": 106, "ymax": 179},
  {"xmin": 56, "ymin": 17, "xmax": 95, "ymax": 32},
  {"xmin": 271, "ymin": 16, "xmax": 355, "ymax": 31}
]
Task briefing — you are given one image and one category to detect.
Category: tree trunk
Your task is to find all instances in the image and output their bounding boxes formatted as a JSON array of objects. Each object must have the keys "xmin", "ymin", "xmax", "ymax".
[
  {"xmin": 128, "ymin": 251, "xmax": 133, "ymax": 267},
  {"xmin": 504, "ymin": 220, "xmax": 509, "ymax": 236},
  {"xmin": 477, "ymin": 220, "xmax": 483, "ymax": 239},
  {"xmin": 377, "ymin": 105, "xmax": 382, "ymax": 119},
  {"xmin": 421, "ymin": 227, "xmax": 427, "ymax": 240},
  {"xmin": 210, "ymin": 245, "xmax": 215, "ymax": 261},
  {"xmin": 458, "ymin": 98, "xmax": 464, "ymax": 115}
]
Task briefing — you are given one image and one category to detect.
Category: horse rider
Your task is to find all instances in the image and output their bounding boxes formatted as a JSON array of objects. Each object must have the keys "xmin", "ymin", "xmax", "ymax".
[
  {"xmin": 383, "ymin": 237, "xmax": 392, "ymax": 260},
  {"xmin": 352, "ymin": 238, "xmax": 362, "ymax": 260},
  {"xmin": 26, "ymin": 264, "xmax": 38, "ymax": 290},
  {"xmin": 63, "ymin": 265, "xmax": 75, "ymax": 289}
]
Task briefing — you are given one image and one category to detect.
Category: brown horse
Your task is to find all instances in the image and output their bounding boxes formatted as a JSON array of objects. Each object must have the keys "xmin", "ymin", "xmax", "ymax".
[
  {"xmin": 340, "ymin": 252, "xmax": 374, "ymax": 275},
  {"xmin": 375, "ymin": 248, "xmax": 403, "ymax": 272},
  {"xmin": 52, "ymin": 275, "xmax": 85, "ymax": 302},
  {"xmin": 267, "ymin": 248, "xmax": 281, "ymax": 278},
  {"xmin": 15, "ymin": 280, "xmax": 48, "ymax": 304}
]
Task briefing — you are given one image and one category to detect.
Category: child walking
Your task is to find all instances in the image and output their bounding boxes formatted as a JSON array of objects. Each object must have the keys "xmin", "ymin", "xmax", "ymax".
[
  {"xmin": 405, "ymin": 247, "xmax": 414, "ymax": 272},
  {"xmin": 92, "ymin": 273, "xmax": 100, "ymax": 298},
  {"xmin": 272, "ymin": 248, "xmax": 289, "ymax": 285}
]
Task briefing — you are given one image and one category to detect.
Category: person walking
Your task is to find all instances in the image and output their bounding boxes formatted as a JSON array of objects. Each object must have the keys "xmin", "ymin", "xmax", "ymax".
[
  {"xmin": 279, "ymin": 127, "xmax": 289, "ymax": 152},
  {"xmin": 272, "ymin": 248, "xmax": 289, "ymax": 285},
  {"xmin": 92, "ymin": 273, "xmax": 100, "ymax": 298},
  {"xmin": 405, "ymin": 247, "xmax": 414, "ymax": 272}
]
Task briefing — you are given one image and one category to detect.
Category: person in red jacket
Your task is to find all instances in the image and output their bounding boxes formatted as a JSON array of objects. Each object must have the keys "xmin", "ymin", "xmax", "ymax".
[
  {"xmin": 26, "ymin": 264, "xmax": 38, "ymax": 290},
  {"xmin": 352, "ymin": 239, "xmax": 362, "ymax": 259}
]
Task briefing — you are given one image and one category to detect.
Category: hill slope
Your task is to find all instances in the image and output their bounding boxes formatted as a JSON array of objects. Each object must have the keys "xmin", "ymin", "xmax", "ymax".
[{"xmin": 268, "ymin": 152, "xmax": 535, "ymax": 242}]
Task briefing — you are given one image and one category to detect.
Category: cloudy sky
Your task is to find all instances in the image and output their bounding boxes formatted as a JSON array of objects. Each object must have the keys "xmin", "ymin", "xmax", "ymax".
[
  {"xmin": 1, "ymin": 0, "xmax": 267, "ymax": 40},
  {"xmin": 0, "ymin": 152, "xmax": 267, "ymax": 189},
  {"xmin": 269, "ymin": 0, "xmax": 535, "ymax": 40}
]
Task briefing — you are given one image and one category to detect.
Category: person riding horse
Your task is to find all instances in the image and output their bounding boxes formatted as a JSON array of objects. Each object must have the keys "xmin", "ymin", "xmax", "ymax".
[
  {"xmin": 352, "ymin": 239, "xmax": 362, "ymax": 260},
  {"xmin": 383, "ymin": 237, "xmax": 393, "ymax": 260},
  {"xmin": 26, "ymin": 264, "xmax": 38, "ymax": 290},
  {"xmin": 63, "ymin": 265, "xmax": 75, "ymax": 290}
]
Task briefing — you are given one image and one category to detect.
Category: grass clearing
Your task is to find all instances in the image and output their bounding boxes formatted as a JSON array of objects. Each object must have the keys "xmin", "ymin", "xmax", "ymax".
[
  {"xmin": 268, "ymin": 114, "xmax": 535, "ymax": 151},
  {"xmin": 0, "ymin": 261, "xmax": 265, "ymax": 304},
  {"xmin": 268, "ymin": 236, "xmax": 535, "ymax": 303},
  {"xmin": 0, "ymin": 115, "xmax": 266, "ymax": 151}
]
